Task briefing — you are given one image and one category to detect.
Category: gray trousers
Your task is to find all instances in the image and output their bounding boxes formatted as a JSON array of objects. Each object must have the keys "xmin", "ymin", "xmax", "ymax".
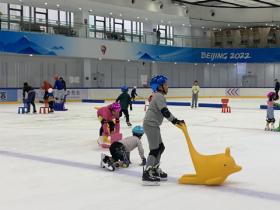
[
  {"xmin": 143, "ymin": 123, "xmax": 163, "ymax": 168},
  {"xmin": 192, "ymin": 93, "xmax": 198, "ymax": 107},
  {"xmin": 54, "ymin": 89, "xmax": 65, "ymax": 103}
]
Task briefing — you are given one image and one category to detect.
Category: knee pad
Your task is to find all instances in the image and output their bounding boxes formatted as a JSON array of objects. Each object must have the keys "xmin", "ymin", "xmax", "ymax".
[
  {"xmin": 159, "ymin": 143, "xmax": 165, "ymax": 154},
  {"xmin": 149, "ymin": 148, "xmax": 161, "ymax": 158}
]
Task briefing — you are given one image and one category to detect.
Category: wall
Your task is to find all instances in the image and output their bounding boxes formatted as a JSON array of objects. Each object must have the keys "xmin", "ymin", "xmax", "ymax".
[
  {"xmin": 0, "ymin": 54, "xmax": 83, "ymax": 88},
  {"xmin": 1, "ymin": 54, "xmax": 280, "ymax": 89}
]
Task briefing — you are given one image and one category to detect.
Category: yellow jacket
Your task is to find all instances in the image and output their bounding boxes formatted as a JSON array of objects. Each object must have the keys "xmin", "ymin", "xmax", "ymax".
[{"xmin": 192, "ymin": 85, "xmax": 200, "ymax": 94}]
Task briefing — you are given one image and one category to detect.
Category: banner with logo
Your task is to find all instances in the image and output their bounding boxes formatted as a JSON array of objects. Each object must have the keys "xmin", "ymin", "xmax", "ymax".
[
  {"xmin": 0, "ymin": 89, "xmax": 17, "ymax": 102},
  {"xmin": 2, "ymin": 30, "xmax": 280, "ymax": 63}
]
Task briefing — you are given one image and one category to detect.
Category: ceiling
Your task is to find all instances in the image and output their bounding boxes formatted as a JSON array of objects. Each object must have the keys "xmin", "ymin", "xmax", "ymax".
[{"xmin": 172, "ymin": 0, "xmax": 280, "ymax": 8}]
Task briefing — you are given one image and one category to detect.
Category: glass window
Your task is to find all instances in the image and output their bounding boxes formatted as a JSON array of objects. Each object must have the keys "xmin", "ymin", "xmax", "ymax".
[
  {"xmin": 114, "ymin": 23, "xmax": 122, "ymax": 32},
  {"xmin": 89, "ymin": 15, "xmax": 95, "ymax": 28},
  {"xmin": 124, "ymin": 20, "xmax": 131, "ymax": 33},
  {"xmin": 70, "ymin": 12, "xmax": 74, "ymax": 27},
  {"xmin": 96, "ymin": 16, "xmax": 104, "ymax": 21},
  {"xmin": 10, "ymin": 4, "xmax": 21, "ymax": 10},
  {"xmin": 96, "ymin": 21, "xmax": 104, "ymax": 30},
  {"xmin": 132, "ymin": 21, "xmax": 137, "ymax": 34},
  {"xmin": 36, "ymin": 8, "xmax": 46, "ymax": 13},
  {"xmin": 115, "ymin": 18, "xmax": 122, "ymax": 24},
  {"xmin": 106, "ymin": 17, "xmax": 112, "ymax": 31},
  {"xmin": 36, "ymin": 13, "xmax": 46, "ymax": 23},
  {"xmin": 48, "ymin": 9, "xmax": 58, "ymax": 25},
  {"xmin": 0, "ymin": 3, "xmax": 8, "ymax": 15},
  {"xmin": 60, "ymin": 10, "xmax": 66, "ymax": 25},
  {"xmin": 23, "ymin": 6, "xmax": 30, "ymax": 21},
  {"xmin": 10, "ymin": 10, "xmax": 21, "ymax": 21},
  {"xmin": 30, "ymin": 7, "xmax": 34, "ymax": 20}
]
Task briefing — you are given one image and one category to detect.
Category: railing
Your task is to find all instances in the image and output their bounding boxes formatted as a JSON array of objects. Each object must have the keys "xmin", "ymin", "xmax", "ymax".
[{"xmin": 0, "ymin": 14, "xmax": 279, "ymax": 48}]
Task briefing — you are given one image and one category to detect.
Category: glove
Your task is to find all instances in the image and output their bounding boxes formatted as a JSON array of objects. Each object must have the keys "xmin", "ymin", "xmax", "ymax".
[
  {"xmin": 172, "ymin": 118, "xmax": 185, "ymax": 125},
  {"xmin": 140, "ymin": 157, "xmax": 146, "ymax": 166}
]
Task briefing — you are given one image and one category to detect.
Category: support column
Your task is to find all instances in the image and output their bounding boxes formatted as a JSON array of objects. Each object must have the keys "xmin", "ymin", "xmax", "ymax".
[
  {"xmin": 83, "ymin": 58, "xmax": 91, "ymax": 87},
  {"xmin": 151, "ymin": 62, "xmax": 158, "ymax": 76},
  {"xmin": 73, "ymin": 10, "xmax": 89, "ymax": 38}
]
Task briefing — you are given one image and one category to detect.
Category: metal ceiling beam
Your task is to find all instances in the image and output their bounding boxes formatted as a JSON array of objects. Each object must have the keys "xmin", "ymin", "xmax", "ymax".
[
  {"xmin": 172, "ymin": 0, "xmax": 280, "ymax": 8},
  {"xmin": 252, "ymin": 0, "xmax": 280, "ymax": 7}
]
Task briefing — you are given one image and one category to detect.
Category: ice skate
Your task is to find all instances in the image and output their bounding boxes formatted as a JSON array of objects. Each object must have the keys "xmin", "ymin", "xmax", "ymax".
[
  {"xmin": 100, "ymin": 153, "xmax": 115, "ymax": 171},
  {"xmin": 153, "ymin": 165, "xmax": 168, "ymax": 181},
  {"xmin": 142, "ymin": 166, "xmax": 160, "ymax": 186},
  {"xmin": 127, "ymin": 122, "xmax": 132, "ymax": 126}
]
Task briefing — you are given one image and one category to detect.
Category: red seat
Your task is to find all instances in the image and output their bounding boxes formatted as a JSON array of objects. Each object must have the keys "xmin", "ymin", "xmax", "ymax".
[
  {"xmin": 39, "ymin": 106, "xmax": 50, "ymax": 114},
  {"xmin": 221, "ymin": 99, "xmax": 231, "ymax": 113}
]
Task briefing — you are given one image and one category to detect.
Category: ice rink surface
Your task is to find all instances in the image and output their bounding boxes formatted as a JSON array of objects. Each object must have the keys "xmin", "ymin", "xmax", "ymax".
[{"xmin": 0, "ymin": 98, "xmax": 280, "ymax": 210}]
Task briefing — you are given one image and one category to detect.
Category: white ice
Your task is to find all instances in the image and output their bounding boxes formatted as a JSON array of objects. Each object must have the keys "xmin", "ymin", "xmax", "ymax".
[{"xmin": 0, "ymin": 98, "xmax": 280, "ymax": 210}]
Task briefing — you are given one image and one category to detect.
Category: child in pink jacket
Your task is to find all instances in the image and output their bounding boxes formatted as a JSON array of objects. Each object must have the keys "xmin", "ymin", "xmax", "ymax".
[{"xmin": 97, "ymin": 102, "xmax": 121, "ymax": 143}]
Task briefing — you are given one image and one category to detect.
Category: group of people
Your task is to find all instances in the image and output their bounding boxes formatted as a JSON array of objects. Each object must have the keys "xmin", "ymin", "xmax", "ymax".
[
  {"xmin": 99, "ymin": 75, "xmax": 185, "ymax": 186},
  {"xmin": 22, "ymin": 75, "xmax": 66, "ymax": 113}
]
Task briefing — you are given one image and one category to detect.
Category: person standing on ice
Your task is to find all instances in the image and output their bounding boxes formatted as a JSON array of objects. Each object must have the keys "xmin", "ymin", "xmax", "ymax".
[
  {"xmin": 265, "ymin": 92, "xmax": 280, "ymax": 131},
  {"xmin": 116, "ymin": 85, "xmax": 132, "ymax": 126},
  {"xmin": 142, "ymin": 75, "xmax": 185, "ymax": 185},
  {"xmin": 191, "ymin": 80, "xmax": 200, "ymax": 108},
  {"xmin": 23, "ymin": 82, "xmax": 37, "ymax": 113},
  {"xmin": 130, "ymin": 86, "xmax": 138, "ymax": 101},
  {"xmin": 53, "ymin": 75, "xmax": 64, "ymax": 103}
]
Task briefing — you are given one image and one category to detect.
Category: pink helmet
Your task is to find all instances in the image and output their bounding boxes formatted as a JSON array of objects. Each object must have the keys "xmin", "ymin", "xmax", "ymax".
[
  {"xmin": 267, "ymin": 92, "xmax": 275, "ymax": 98},
  {"xmin": 109, "ymin": 102, "xmax": 121, "ymax": 112}
]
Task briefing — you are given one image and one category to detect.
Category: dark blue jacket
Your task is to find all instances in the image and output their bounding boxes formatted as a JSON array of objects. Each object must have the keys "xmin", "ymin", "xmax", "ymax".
[{"xmin": 54, "ymin": 80, "xmax": 63, "ymax": 90}]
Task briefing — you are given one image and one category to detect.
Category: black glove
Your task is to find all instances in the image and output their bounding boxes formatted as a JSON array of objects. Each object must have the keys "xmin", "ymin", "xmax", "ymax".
[
  {"xmin": 172, "ymin": 118, "xmax": 185, "ymax": 125},
  {"xmin": 140, "ymin": 157, "xmax": 146, "ymax": 166}
]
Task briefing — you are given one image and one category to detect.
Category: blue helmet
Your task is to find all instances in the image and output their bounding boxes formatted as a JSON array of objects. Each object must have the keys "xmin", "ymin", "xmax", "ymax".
[
  {"xmin": 150, "ymin": 75, "xmax": 168, "ymax": 92},
  {"xmin": 132, "ymin": 126, "xmax": 144, "ymax": 137},
  {"xmin": 121, "ymin": 85, "xmax": 129, "ymax": 92}
]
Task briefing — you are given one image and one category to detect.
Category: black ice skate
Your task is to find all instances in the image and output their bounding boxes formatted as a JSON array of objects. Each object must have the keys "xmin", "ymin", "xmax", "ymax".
[
  {"xmin": 153, "ymin": 165, "xmax": 168, "ymax": 181},
  {"xmin": 142, "ymin": 166, "xmax": 160, "ymax": 186},
  {"xmin": 100, "ymin": 153, "xmax": 115, "ymax": 171},
  {"xmin": 127, "ymin": 122, "xmax": 132, "ymax": 126}
]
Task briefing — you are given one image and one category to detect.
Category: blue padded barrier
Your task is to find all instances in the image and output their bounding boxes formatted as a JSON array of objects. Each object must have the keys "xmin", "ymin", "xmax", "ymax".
[
  {"xmin": 82, "ymin": 99, "xmax": 105, "ymax": 103},
  {"xmin": 166, "ymin": 102, "xmax": 191, "ymax": 106},
  {"xmin": 198, "ymin": 103, "xmax": 222, "ymax": 108},
  {"xmin": 260, "ymin": 105, "xmax": 280, "ymax": 110},
  {"xmin": 132, "ymin": 101, "xmax": 145, "ymax": 105}
]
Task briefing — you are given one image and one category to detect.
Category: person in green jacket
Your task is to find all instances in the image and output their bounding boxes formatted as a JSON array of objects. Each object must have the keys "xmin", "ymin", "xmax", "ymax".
[{"xmin": 116, "ymin": 86, "xmax": 132, "ymax": 126}]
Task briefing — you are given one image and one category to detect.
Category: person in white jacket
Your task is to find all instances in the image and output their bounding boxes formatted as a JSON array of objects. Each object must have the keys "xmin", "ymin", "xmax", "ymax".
[{"xmin": 101, "ymin": 126, "xmax": 146, "ymax": 171}]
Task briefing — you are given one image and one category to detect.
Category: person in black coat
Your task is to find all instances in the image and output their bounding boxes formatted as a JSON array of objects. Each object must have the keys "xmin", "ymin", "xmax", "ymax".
[
  {"xmin": 130, "ymin": 86, "xmax": 138, "ymax": 101},
  {"xmin": 23, "ymin": 82, "xmax": 36, "ymax": 113}
]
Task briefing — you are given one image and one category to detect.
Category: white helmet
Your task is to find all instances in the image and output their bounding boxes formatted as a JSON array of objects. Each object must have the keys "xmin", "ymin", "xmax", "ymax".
[
  {"xmin": 133, "ymin": 86, "xmax": 137, "ymax": 89},
  {"xmin": 48, "ymin": 88, "xmax": 53, "ymax": 93}
]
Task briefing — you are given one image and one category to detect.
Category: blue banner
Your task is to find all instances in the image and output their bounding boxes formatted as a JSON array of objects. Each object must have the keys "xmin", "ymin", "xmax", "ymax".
[
  {"xmin": 0, "ymin": 89, "xmax": 18, "ymax": 102},
  {"xmin": 1, "ymin": 30, "xmax": 280, "ymax": 63}
]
